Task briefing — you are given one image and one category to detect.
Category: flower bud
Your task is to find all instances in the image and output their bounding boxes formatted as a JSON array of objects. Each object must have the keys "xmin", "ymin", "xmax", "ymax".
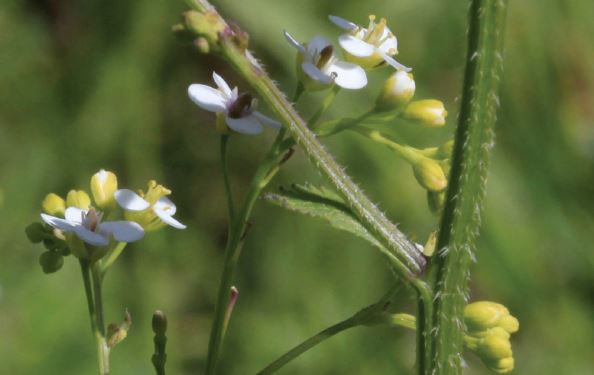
[
  {"xmin": 427, "ymin": 190, "xmax": 446, "ymax": 215},
  {"xmin": 39, "ymin": 251, "xmax": 64, "ymax": 274},
  {"xmin": 404, "ymin": 99, "xmax": 447, "ymax": 127},
  {"xmin": 437, "ymin": 139, "xmax": 454, "ymax": 159},
  {"xmin": 413, "ymin": 159, "xmax": 447, "ymax": 192},
  {"xmin": 464, "ymin": 301, "xmax": 519, "ymax": 334},
  {"xmin": 152, "ymin": 310, "xmax": 168, "ymax": 335},
  {"xmin": 25, "ymin": 222, "xmax": 47, "ymax": 243},
  {"xmin": 376, "ymin": 71, "xmax": 415, "ymax": 110},
  {"xmin": 90, "ymin": 169, "xmax": 118, "ymax": 210},
  {"xmin": 66, "ymin": 190, "xmax": 91, "ymax": 210},
  {"xmin": 42, "ymin": 193, "xmax": 66, "ymax": 216}
]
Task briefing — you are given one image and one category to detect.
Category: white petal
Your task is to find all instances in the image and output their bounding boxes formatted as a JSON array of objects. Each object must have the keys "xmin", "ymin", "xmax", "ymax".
[
  {"xmin": 154, "ymin": 197, "xmax": 177, "ymax": 216},
  {"xmin": 153, "ymin": 207, "xmax": 186, "ymax": 229},
  {"xmin": 326, "ymin": 60, "xmax": 368, "ymax": 90},
  {"xmin": 253, "ymin": 112, "xmax": 282, "ymax": 129},
  {"xmin": 378, "ymin": 31, "xmax": 398, "ymax": 55},
  {"xmin": 225, "ymin": 114, "xmax": 264, "ymax": 135},
  {"xmin": 212, "ymin": 71, "xmax": 232, "ymax": 98},
  {"xmin": 328, "ymin": 15, "xmax": 357, "ymax": 30},
  {"xmin": 99, "ymin": 221, "xmax": 145, "ymax": 243},
  {"xmin": 40, "ymin": 213, "xmax": 77, "ymax": 232},
  {"xmin": 74, "ymin": 226, "xmax": 109, "ymax": 246},
  {"xmin": 188, "ymin": 84, "xmax": 228, "ymax": 112},
  {"xmin": 283, "ymin": 30, "xmax": 306, "ymax": 54},
  {"xmin": 114, "ymin": 189, "xmax": 151, "ymax": 211},
  {"xmin": 301, "ymin": 62, "xmax": 334, "ymax": 85},
  {"xmin": 338, "ymin": 35, "xmax": 375, "ymax": 57},
  {"xmin": 306, "ymin": 36, "xmax": 331, "ymax": 55},
  {"xmin": 64, "ymin": 207, "xmax": 86, "ymax": 224},
  {"xmin": 380, "ymin": 51, "xmax": 412, "ymax": 72}
]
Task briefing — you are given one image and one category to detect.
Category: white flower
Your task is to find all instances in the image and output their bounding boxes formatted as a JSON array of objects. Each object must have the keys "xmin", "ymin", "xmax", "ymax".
[
  {"xmin": 283, "ymin": 31, "xmax": 367, "ymax": 91},
  {"xmin": 329, "ymin": 15, "xmax": 411, "ymax": 72},
  {"xmin": 114, "ymin": 181, "xmax": 186, "ymax": 230},
  {"xmin": 188, "ymin": 72, "xmax": 280, "ymax": 135},
  {"xmin": 41, "ymin": 207, "xmax": 144, "ymax": 247}
]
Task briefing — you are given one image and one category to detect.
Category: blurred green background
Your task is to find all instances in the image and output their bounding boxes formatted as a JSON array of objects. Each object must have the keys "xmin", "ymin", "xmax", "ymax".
[{"xmin": 1, "ymin": 0, "xmax": 593, "ymax": 373}]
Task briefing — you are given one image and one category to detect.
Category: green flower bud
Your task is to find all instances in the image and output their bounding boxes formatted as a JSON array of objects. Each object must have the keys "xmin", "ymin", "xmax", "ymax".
[
  {"xmin": 376, "ymin": 71, "xmax": 415, "ymax": 111},
  {"xmin": 404, "ymin": 99, "xmax": 447, "ymax": 127},
  {"xmin": 90, "ymin": 169, "xmax": 118, "ymax": 210},
  {"xmin": 413, "ymin": 158, "xmax": 447, "ymax": 192},
  {"xmin": 42, "ymin": 193, "xmax": 65, "ymax": 216},
  {"xmin": 427, "ymin": 190, "xmax": 446, "ymax": 215},
  {"xmin": 66, "ymin": 190, "xmax": 91, "ymax": 210},
  {"xmin": 183, "ymin": 10, "xmax": 225, "ymax": 45},
  {"xmin": 25, "ymin": 223, "xmax": 47, "ymax": 243},
  {"xmin": 39, "ymin": 251, "xmax": 64, "ymax": 274},
  {"xmin": 152, "ymin": 310, "xmax": 168, "ymax": 335}
]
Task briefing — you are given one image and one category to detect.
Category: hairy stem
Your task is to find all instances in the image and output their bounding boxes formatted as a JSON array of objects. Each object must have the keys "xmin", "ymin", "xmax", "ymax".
[
  {"xmin": 426, "ymin": 0, "xmax": 508, "ymax": 374},
  {"xmin": 184, "ymin": 0, "xmax": 426, "ymax": 280}
]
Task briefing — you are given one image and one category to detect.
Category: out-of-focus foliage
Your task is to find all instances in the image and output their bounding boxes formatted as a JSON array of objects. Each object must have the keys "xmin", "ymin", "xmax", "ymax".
[{"xmin": 1, "ymin": 0, "xmax": 593, "ymax": 374}]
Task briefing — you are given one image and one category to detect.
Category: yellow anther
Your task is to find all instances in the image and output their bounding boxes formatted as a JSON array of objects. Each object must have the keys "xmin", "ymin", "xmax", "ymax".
[{"xmin": 143, "ymin": 180, "xmax": 171, "ymax": 205}]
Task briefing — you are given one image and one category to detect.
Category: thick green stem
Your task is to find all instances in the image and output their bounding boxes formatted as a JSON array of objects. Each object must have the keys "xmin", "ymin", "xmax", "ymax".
[
  {"xmin": 80, "ymin": 260, "xmax": 110, "ymax": 375},
  {"xmin": 204, "ymin": 129, "xmax": 289, "ymax": 374},
  {"xmin": 426, "ymin": 1, "xmax": 508, "ymax": 374},
  {"xmin": 184, "ymin": 0, "xmax": 426, "ymax": 279},
  {"xmin": 256, "ymin": 285, "xmax": 401, "ymax": 375}
]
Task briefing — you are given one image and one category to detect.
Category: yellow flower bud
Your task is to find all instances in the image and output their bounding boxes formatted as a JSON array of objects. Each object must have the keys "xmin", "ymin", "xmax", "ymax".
[
  {"xmin": 491, "ymin": 357, "xmax": 514, "ymax": 374},
  {"xmin": 66, "ymin": 190, "xmax": 91, "ymax": 209},
  {"xmin": 498, "ymin": 315, "xmax": 520, "ymax": 334},
  {"xmin": 376, "ymin": 71, "xmax": 415, "ymax": 110},
  {"xmin": 464, "ymin": 301, "xmax": 509, "ymax": 332},
  {"xmin": 404, "ymin": 99, "xmax": 447, "ymax": 127},
  {"xmin": 90, "ymin": 169, "xmax": 118, "ymax": 210},
  {"xmin": 413, "ymin": 158, "xmax": 447, "ymax": 192},
  {"xmin": 42, "ymin": 193, "xmax": 66, "ymax": 216}
]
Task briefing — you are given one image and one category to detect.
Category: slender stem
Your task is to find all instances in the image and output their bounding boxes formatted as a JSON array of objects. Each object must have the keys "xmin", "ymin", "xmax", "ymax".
[
  {"xmin": 220, "ymin": 135, "xmax": 235, "ymax": 221},
  {"xmin": 100, "ymin": 242, "xmax": 127, "ymax": 276},
  {"xmin": 256, "ymin": 284, "xmax": 401, "ymax": 375},
  {"xmin": 426, "ymin": 1, "xmax": 508, "ymax": 374},
  {"xmin": 204, "ymin": 129, "xmax": 289, "ymax": 375},
  {"xmin": 80, "ymin": 260, "xmax": 110, "ymax": 375},
  {"xmin": 308, "ymin": 85, "xmax": 340, "ymax": 129},
  {"xmin": 353, "ymin": 128, "xmax": 424, "ymax": 164}
]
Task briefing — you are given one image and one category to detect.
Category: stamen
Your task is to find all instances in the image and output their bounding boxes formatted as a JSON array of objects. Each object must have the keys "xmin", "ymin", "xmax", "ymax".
[
  {"xmin": 228, "ymin": 93, "xmax": 254, "ymax": 118},
  {"xmin": 317, "ymin": 45, "xmax": 334, "ymax": 69}
]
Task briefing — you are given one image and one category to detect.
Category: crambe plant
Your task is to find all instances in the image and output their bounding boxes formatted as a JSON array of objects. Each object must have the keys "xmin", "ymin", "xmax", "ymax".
[{"xmin": 26, "ymin": 0, "xmax": 514, "ymax": 374}]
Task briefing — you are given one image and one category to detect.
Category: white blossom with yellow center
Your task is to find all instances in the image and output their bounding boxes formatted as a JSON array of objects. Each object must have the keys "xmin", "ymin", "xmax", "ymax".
[{"xmin": 329, "ymin": 15, "xmax": 411, "ymax": 71}]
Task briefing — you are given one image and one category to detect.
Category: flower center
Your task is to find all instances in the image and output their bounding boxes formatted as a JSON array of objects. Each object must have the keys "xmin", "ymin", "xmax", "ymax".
[
  {"xmin": 316, "ymin": 45, "xmax": 334, "ymax": 69},
  {"xmin": 363, "ymin": 15, "xmax": 390, "ymax": 46},
  {"xmin": 227, "ymin": 93, "xmax": 254, "ymax": 119},
  {"xmin": 142, "ymin": 180, "xmax": 172, "ymax": 205},
  {"xmin": 83, "ymin": 208, "xmax": 102, "ymax": 231}
]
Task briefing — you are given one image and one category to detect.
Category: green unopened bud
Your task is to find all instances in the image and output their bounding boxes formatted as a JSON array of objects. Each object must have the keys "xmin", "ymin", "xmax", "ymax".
[
  {"xmin": 376, "ymin": 71, "xmax": 415, "ymax": 111},
  {"xmin": 183, "ymin": 10, "xmax": 225, "ymax": 44},
  {"xmin": 90, "ymin": 169, "xmax": 118, "ymax": 210},
  {"xmin": 427, "ymin": 190, "xmax": 446, "ymax": 215},
  {"xmin": 413, "ymin": 158, "xmax": 447, "ymax": 192},
  {"xmin": 42, "ymin": 193, "xmax": 66, "ymax": 216},
  {"xmin": 39, "ymin": 251, "xmax": 64, "ymax": 274},
  {"xmin": 152, "ymin": 310, "xmax": 168, "ymax": 335},
  {"xmin": 404, "ymin": 99, "xmax": 447, "ymax": 127},
  {"xmin": 26, "ymin": 223, "xmax": 47, "ymax": 243},
  {"xmin": 66, "ymin": 190, "xmax": 91, "ymax": 210},
  {"xmin": 464, "ymin": 301, "xmax": 519, "ymax": 334}
]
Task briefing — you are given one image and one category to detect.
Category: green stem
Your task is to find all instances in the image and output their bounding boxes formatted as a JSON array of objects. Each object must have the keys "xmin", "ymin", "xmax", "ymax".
[
  {"xmin": 353, "ymin": 128, "xmax": 424, "ymax": 164},
  {"xmin": 204, "ymin": 129, "xmax": 289, "ymax": 375},
  {"xmin": 80, "ymin": 260, "xmax": 110, "ymax": 375},
  {"xmin": 185, "ymin": 0, "xmax": 426, "ymax": 278},
  {"xmin": 426, "ymin": 1, "xmax": 508, "ymax": 374},
  {"xmin": 100, "ymin": 242, "xmax": 127, "ymax": 276},
  {"xmin": 308, "ymin": 85, "xmax": 340, "ymax": 129},
  {"xmin": 220, "ymin": 135, "xmax": 235, "ymax": 221},
  {"xmin": 256, "ymin": 285, "xmax": 401, "ymax": 375}
]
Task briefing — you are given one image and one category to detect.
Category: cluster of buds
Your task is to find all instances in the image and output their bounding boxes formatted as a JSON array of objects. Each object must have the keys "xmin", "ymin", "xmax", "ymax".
[
  {"xmin": 464, "ymin": 301, "xmax": 520, "ymax": 373},
  {"xmin": 26, "ymin": 169, "xmax": 185, "ymax": 273}
]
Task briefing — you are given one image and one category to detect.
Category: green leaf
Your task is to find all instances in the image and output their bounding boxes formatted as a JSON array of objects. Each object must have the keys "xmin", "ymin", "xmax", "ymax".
[{"xmin": 264, "ymin": 184, "xmax": 384, "ymax": 250}]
